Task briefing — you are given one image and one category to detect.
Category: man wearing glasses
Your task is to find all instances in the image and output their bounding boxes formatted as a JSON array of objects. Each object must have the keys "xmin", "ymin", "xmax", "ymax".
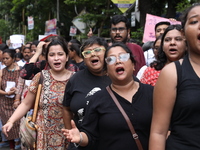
[{"xmin": 110, "ymin": 15, "xmax": 145, "ymax": 75}]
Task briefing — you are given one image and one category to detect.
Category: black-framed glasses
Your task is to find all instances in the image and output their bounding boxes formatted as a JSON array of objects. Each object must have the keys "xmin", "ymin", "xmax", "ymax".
[
  {"xmin": 111, "ymin": 27, "xmax": 126, "ymax": 33},
  {"xmin": 105, "ymin": 53, "xmax": 130, "ymax": 65},
  {"xmin": 82, "ymin": 47, "xmax": 105, "ymax": 58}
]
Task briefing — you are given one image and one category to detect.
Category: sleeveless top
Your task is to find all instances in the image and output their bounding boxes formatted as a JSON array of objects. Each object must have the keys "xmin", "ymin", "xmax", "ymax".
[{"xmin": 166, "ymin": 54, "xmax": 200, "ymax": 149}]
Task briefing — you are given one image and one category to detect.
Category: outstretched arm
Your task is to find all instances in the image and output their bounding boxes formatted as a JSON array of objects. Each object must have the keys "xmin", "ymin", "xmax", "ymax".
[
  {"xmin": 62, "ymin": 120, "xmax": 89, "ymax": 147},
  {"xmin": 2, "ymin": 90, "xmax": 36, "ymax": 137}
]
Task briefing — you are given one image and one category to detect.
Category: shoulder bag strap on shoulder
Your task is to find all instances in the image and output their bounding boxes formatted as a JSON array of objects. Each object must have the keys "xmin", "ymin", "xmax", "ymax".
[
  {"xmin": 32, "ymin": 72, "xmax": 44, "ymax": 123},
  {"xmin": 106, "ymin": 86, "xmax": 143, "ymax": 150}
]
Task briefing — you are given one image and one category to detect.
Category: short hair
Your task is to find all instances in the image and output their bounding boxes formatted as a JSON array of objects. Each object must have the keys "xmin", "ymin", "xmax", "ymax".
[
  {"xmin": 81, "ymin": 36, "xmax": 108, "ymax": 57},
  {"xmin": 22, "ymin": 47, "xmax": 31, "ymax": 52},
  {"xmin": 31, "ymin": 40, "xmax": 39, "ymax": 47},
  {"xmin": 154, "ymin": 21, "xmax": 171, "ymax": 32},
  {"xmin": 69, "ymin": 39, "xmax": 82, "ymax": 57},
  {"xmin": 3, "ymin": 49, "xmax": 16, "ymax": 59},
  {"xmin": 110, "ymin": 15, "xmax": 130, "ymax": 29},
  {"xmin": 0, "ymin": 43, "xmax": 8, "ymax": 52},
  {"xmin": 15, "ymin": 52, "xmax": 23, "ymax": 59}
]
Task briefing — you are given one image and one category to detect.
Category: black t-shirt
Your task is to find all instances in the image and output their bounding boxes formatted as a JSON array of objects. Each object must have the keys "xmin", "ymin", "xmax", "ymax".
[
  {"xmin": 80, "ymin": 83, "xmax": 153, "ymax": 150},
  {"xmin": 63, "ymin": 68, "xmax": 111, "ymax": 128},
  {"xmin": 70, "ymin": 60, "xmax": 87, "ymax": 71}
]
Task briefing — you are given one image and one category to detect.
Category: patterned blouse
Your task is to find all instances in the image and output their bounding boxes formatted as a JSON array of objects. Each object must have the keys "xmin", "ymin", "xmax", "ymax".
[{"xmin": 140, "ymin": 67, "xmax": 161, "ymax": 86}]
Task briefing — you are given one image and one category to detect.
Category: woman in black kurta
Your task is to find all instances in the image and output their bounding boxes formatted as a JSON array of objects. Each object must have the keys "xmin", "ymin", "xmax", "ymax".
[
  {"xmin": 80, "ymin": 83, "xmax": 153, "ymax": 150},
  {"xmin": 62, "ymin": 43, "xmax": 153, "ymax": 150}
]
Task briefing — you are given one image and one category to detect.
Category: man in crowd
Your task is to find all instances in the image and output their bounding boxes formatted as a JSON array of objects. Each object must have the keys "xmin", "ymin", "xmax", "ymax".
[
  {"xmin": 17, "ymin": 47, "xmax": 32, "ymax": 67},
  {"xmin": 143, "ymin": 21, "xmax": 170, "ymax": 66},
  {"xmin": 109, "ymin": 15, "xmax": 145, "ymax": 75}
]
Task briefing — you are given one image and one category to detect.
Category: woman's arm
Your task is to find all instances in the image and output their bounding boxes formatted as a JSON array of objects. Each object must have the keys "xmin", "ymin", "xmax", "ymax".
[
  {"xmin": 13, "ymin": 77, "xmax": 25, "ymax": 108},
  {"xmin": 62, "ymin": 106, "xmax": 73, "ymax": 129},
  {"xmin": 62, "ymin": 120, "xmax": 89, "ymax": 147},
  {"xmin": 20, "ymin": 41, "xmax": 46, "ymax": 80},
  {"xmin": 149, "ymin": 63, "xmax": 177, "ymax": 150},
  {"xmin": 2, "ymin": 73, "xmax": 41, "ymax": 136},
  {"xmin": 2, "ymin": 90, "xmax": 36, "ymax": 136},
  {"xmin": 29, "ymin": 41, "xmax": 45, "ymax": 63}
]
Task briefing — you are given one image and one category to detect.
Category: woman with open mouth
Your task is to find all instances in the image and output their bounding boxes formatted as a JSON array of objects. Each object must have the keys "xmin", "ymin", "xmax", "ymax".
[
  {"xmin": 140, "ymin": 24, "xmax": 187, "ymax": 86},
  {"xmin": 62, "ymin": 42, "xmax": 153, "ymax": 150},
  {"xmin": 62, "ymin": 36, "xmax": 111, "ymax": 150},
  {"xmin": 3, "ymin": 36, "xmax": 73, "ymax": 149}
]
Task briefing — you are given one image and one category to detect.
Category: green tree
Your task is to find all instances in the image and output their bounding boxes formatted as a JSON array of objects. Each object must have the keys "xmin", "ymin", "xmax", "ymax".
[{"xmin": 0, "ymin": 0, "xmax": 199, "ymax": 43}]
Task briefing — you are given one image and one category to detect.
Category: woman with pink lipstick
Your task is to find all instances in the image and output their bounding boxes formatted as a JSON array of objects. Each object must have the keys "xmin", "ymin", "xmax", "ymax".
[
  {"xmin": 62, "ymin": 43, "xmax": 153, "ymax": 150},
  {"xmin": 149, "ymin": 3, "xmax": 200, "ymax": 149},
  {"xmin": 3, "ymin": 36, "xmax": 73, "ymax": 149},
  {"xmin": 140, "ymin": 24, "xmax": 187, "ymax": 86}
]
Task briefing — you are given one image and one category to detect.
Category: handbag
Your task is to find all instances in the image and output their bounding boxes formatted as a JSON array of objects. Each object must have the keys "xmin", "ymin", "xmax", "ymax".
[
  {"xmin": 19, "ymin": 72, "xmax": 43, "ymax": 150},
  {"xmin": 106, "ymin": 86, "xmax": 144, "ymax": 150}
]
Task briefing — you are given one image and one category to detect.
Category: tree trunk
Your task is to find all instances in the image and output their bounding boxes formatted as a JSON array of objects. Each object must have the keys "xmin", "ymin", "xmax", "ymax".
[
  {"xmin": 138, "ymin": 0, "xmax": 152, "ymax": 27},
  {"xmin": 166, "ymin": 0, "xmax": 177, "ymax": 18}
]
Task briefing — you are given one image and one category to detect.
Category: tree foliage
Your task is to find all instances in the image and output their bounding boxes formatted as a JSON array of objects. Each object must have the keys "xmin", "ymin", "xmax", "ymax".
[{"xmin": 0, "ymin": 0, "xmax": 198, "ymax": 43}]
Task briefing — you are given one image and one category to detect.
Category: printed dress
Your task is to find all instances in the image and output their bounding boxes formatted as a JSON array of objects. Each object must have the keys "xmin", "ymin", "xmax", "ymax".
[
  {"xmin": 0, "ymin": 68, "xmax": 20, "ymax": 140},
  {"xmin": 29, "ymin": 70, "xmax": 72, "ymax": 150},
  {"xmin": 140, "ymin": 67, "xmax": 161, "ymax": 86}
]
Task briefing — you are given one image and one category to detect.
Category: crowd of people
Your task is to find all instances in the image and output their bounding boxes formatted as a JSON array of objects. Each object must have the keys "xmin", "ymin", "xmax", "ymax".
[{"xmin": 0, "ymin": 3, "xmax": 199, "ymax": 150}]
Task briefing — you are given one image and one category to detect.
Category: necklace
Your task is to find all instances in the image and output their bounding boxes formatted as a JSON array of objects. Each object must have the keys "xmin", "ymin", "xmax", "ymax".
[{"xmin": 6, "ymin": 65, "xmax": 16, "ymax": 72}]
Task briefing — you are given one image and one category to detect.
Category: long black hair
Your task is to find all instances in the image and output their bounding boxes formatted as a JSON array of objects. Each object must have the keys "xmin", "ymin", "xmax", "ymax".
[{"xmin": 152, "ymin": 24, "xmax": 184, "ymax": 70}]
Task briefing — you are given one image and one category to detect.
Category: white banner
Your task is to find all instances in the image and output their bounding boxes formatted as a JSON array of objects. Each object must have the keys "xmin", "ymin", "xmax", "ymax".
[{"xmin": 28, "ymin": 16, "xmax": 34, "ymax": 30}]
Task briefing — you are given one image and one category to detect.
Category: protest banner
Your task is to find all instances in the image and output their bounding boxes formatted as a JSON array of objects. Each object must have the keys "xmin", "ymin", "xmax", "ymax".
[
  {"xmin": 45, "ymin": 19, "xmax": 57, "ymax": 35},
  {"xmin": 143, "ymin": 14, "xmax": 181, "ymax": 43},
  {"xmin": 28, "ymin": 16, "xmax": 34, "ymax": 30}
]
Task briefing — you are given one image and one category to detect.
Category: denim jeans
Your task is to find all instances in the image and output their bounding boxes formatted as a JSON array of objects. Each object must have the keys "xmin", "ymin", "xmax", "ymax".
[{"xmin": 0, "ymin": 119, "xmax": 7, "ymax": 142}]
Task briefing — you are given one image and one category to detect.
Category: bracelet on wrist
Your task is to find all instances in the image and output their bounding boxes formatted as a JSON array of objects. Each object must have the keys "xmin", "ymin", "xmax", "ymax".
[{"xmin": 74, "ymin": 132, "xmax": 83, "ymax": 148}]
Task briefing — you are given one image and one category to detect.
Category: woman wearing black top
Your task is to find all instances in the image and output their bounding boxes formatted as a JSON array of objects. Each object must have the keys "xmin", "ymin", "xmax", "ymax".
[{"xmin": 62, "ymin": 43, "xmax": 153, "ymax": 150}]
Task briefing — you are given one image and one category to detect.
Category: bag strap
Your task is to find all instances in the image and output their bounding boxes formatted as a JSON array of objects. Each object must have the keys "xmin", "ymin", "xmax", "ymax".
[
  {"xmin": 106, "ymin": 86, "xmax": 143, "ymax": 150},
  {"xmin": 32, "ymin": 72, "xmax": 44, "ymax": 123}
]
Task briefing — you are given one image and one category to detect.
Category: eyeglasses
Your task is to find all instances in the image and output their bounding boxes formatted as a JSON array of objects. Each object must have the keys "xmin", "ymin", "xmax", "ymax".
[
  {"xmin": 82, "ymin": 47, "xmax": 105, "ymax": 58},
  {"xmin": 105, "ymin": 53, "xmax": 130, "ymax": 65},
  {"xmin": 111, "ymin": 27, "xmax": 126, "ymax": 33}
]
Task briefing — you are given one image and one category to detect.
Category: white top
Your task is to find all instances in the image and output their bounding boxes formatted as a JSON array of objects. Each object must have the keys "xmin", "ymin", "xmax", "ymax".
[
  {"xmin": 0, "ymin": 62, "xmax": 6, "ymax": 70},
  {"xmin": 17, "ymin": 59, "xmax": 26, "ymax": 67},
  {"xmin": 136, "ymin": 65, "xmax": 148, "ymax": 80},
  {"xmin": 144, "ymin": 48, "xmax": 156, "ymax": 66}
]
